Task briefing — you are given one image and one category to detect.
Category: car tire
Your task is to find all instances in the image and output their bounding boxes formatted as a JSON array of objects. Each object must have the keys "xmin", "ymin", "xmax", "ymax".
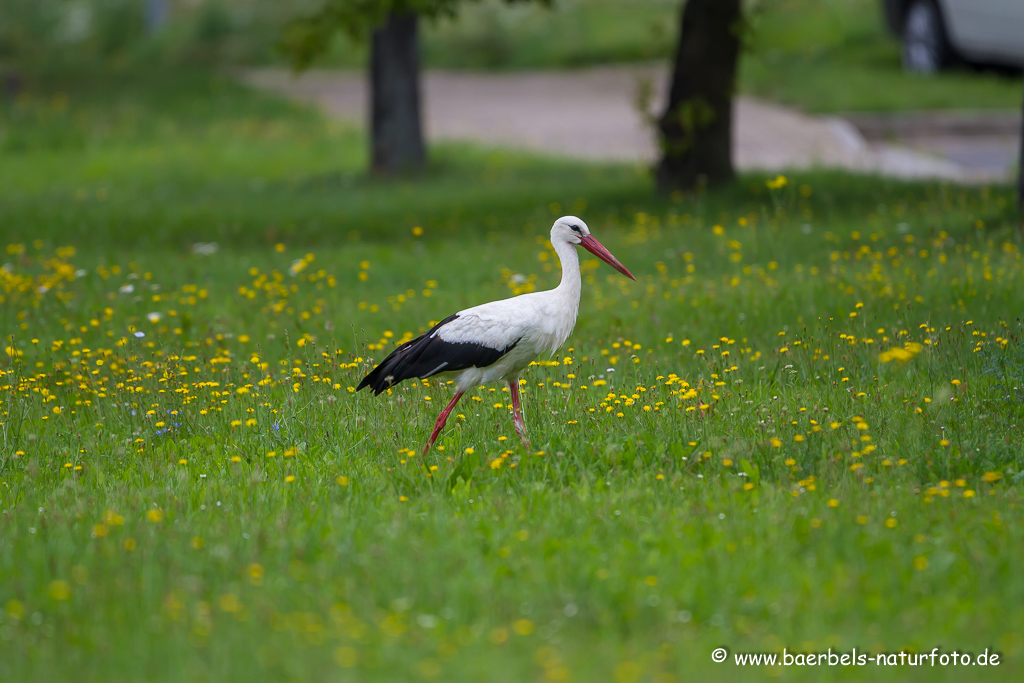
[{"xmin": 901, "ymin": 0, "xmax": 954, "ymax": 73}]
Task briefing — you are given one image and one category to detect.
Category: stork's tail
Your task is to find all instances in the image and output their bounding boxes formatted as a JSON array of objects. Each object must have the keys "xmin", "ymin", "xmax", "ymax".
[
  {"xmin": 356, "ymin": 335, "xmax": 424, "ymax": 395},
  {"xmin": 358, "ymin": 314, "xmax": 461, "ymax": 395}
]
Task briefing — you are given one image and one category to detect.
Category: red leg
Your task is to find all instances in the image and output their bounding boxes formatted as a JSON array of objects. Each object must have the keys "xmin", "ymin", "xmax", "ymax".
[
  {"xmin": 509, "ymin": 380, "xmax": 531, "ymax": 450},
  {"xmin": 423, "ymin": 390, "xmax": 465, "ymax": 456}
]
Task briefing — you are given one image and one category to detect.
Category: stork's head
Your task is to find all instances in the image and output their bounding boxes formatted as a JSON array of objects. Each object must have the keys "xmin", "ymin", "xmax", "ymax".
[{"xmin": 551, "ymin": 216, "xmax": 636, "ymax": 281}]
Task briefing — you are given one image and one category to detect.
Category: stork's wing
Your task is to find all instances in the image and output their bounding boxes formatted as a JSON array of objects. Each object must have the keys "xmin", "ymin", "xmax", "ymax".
[{"xmin": 357, "ymin": 311, "xmax": 524, "ymax": 395}]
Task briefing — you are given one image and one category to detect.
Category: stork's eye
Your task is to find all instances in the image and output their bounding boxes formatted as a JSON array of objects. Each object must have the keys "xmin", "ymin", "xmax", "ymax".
[{"xmin": 570, "ymin": 225, "xmax": 582, "ymax": 234}]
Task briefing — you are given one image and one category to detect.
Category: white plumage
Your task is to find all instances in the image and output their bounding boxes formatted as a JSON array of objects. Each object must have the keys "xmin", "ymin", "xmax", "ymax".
[{"xmin": 358, "ymin": 216, "xmax": 635, "ymax": 455}]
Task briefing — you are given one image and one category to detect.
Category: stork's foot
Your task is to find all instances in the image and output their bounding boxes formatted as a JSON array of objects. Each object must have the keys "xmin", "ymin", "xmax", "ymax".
[
  {"xmin": 513, "ymin": 417, "xmax": 531, "ymax": 450},
  {"xmin": 509, "ymin": 379, "xmax": 531, "ymax": 450},
  {"xmin": 423, "ymin": 390, "xmax": 465, "ymax": 457},
  {"xmin": 423, "ymin": 412, "xmax": 453, "ymax": 456},
  {"xmin": 423, "ymin": 421, "xmax": 446, "ymax": 457}
]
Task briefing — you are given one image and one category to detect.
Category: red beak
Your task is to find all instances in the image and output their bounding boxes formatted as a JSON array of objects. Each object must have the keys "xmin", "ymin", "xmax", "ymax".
[{"xmin": 578, "ymin": 235, "xmax": 636, "ymax": 281}]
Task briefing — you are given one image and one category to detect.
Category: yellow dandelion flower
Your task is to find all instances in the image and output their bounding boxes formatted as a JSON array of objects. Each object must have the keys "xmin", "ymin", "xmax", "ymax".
[
  {"xmin": 48, "ymin": 580, "xmax": 72, "ymax": 601},
  {"xmin": 513, "ymin": 619, "xmax": 534, "ymax": 636},
  {"xmin": 219, "ymin": 594, "xmax": 242, "ymax": 614},
  {"xmin": 103, "ymin": 510, "xmax": 124, "ymax": 526}
]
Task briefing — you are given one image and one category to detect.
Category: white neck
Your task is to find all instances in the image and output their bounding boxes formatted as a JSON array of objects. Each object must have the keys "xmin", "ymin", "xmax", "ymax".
[
  {"xmin": 553, "ymin": 237, "xmax": 582, "ymax": 306},
  {"xmin": 525, "ymin": 236, "xmax": 582, "ymax": 354}
]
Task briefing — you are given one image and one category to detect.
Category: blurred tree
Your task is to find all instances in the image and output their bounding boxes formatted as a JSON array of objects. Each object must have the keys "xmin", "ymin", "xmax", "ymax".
[
  {"xmin": 656, "ymin": 0, "xmax": 742, "ymax": 193},
  {"xmin": 280, "ymin": 0, "xmax": 549, "ymax": 175}
]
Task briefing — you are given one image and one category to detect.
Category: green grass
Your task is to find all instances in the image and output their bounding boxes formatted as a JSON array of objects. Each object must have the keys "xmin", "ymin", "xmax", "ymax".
[{"xmin": 2, "ymin": 70, "xmax": 1024, "ymax": 682}]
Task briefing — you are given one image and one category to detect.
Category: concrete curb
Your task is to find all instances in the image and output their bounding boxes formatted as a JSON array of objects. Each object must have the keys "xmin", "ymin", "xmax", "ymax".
[{"xmin": 843, "ymin": 110, "xmax": 1021, "ymax": 140}]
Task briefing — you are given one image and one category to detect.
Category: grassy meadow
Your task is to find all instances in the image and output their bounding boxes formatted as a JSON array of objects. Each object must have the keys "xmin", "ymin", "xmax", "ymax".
[{"xmin": 2, "ymin": 71, "xmax": 1024, "ymax": 682}]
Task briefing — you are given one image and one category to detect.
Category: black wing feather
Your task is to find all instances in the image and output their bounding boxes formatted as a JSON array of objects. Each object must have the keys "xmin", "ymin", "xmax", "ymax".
[{"xmin": 357, "ymin": 314, "xmax": 520, "ymax": 395}]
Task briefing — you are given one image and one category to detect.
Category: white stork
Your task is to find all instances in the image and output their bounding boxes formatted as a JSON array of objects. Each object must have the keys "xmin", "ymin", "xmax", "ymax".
[{"xmin": 358, "ymin": 216, "xmax": 635, "ymax": 455}]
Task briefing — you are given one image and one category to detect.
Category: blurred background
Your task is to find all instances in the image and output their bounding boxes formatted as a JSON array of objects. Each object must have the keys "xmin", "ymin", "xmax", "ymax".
[
  {"xmin": 1, "ymin": 0, "xmax": 1020, "ymax": 188},
  {"xmin": 3, "ymin": 0, "xmax": 1022, "ymax": 76}
]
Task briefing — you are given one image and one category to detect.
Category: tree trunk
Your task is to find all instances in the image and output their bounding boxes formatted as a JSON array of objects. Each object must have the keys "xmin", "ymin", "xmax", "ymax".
[
  {"xmin": 656, "ymin": 0, "xmax": 742, "ymax": 193},
  {"xmin": 370, "ymin": 11, "xmax": 426, "ymax": 175}
]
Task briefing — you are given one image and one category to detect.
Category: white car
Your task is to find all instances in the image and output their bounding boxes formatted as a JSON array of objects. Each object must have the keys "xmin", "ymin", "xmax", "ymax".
[{"xmin": 884, "ymin": 0, "xmax": 1024, "ymax": 72}]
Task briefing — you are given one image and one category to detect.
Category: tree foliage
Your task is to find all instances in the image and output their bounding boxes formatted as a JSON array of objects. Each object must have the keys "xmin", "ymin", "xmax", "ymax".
[{"xmin": 280, "ymin": 0, "xmax": 550, "ymax": 70}]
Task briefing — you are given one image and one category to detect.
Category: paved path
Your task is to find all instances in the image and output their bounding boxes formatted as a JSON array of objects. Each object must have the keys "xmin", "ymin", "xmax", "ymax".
[{"xmin": 242, "ymin": 65, "xmax": 1017, "ymax": 182}]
